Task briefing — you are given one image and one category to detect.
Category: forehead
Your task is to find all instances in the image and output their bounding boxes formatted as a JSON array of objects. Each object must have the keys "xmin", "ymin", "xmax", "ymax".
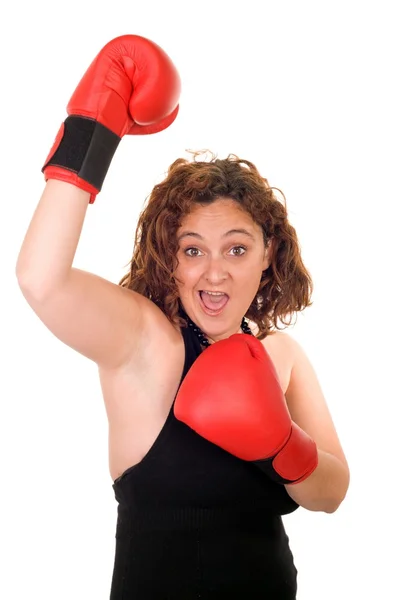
[
  {"xmin": 180, "ymin": 198, "xmax": 255, "ymax": 227},
  {"xmin": 177, "ymin": 198, "xmax": 263, "ymax": 243}
]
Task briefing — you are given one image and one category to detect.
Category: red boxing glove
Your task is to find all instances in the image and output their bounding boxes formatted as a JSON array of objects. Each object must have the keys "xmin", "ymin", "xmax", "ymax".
[
  {"xmin": 174, "ymin": 334, "xmax": 318, "ymax": 484},
  {"xmin": 42, "ymin": 34, "xmax": 180, "ymax": 203}
]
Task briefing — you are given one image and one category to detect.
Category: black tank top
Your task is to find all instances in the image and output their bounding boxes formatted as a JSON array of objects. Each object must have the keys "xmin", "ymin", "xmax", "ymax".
[{"xmin": 110, "ymin": 322, "xmax": 299, "ymax": 599}]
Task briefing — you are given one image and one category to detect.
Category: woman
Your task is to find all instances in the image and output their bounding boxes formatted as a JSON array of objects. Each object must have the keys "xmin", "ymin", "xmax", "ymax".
[{"xmin": 16, "ymin": 35, "xmax": 350, "ymax": 599}]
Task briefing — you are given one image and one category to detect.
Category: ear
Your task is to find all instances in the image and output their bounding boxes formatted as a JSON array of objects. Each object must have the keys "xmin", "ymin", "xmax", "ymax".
[{"xmin": 262, "ymin": 238, "xmax": 274, "ymax": 270}]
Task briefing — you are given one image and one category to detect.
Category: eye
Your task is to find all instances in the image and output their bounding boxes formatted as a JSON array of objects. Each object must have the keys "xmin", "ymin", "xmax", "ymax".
[
  {"xmin": 184, "ymin": 247, "xmax": 202, "ymax": 257},
  {"xmin": 230, "ymin": 245, "xmax": 247, "ymax": 256},
  {"xmin": 183, "ymin": 245, "xmax": 247, "ymax": 258}
]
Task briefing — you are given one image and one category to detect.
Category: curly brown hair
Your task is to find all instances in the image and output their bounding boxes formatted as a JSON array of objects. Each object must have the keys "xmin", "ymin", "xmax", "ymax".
[{"xmin": 119, "ymin": 151, "xmax": 314, "ymax": 339}]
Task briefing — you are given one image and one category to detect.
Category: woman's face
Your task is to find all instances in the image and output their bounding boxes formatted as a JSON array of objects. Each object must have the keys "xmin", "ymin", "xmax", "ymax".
[{"xmin": 174, "ymin": 197, "xmax": 272, "ymax": 342}]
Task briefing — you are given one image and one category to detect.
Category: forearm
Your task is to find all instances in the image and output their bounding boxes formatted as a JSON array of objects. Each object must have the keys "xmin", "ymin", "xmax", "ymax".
[
  {"xmin": 16, "ymin": 180, "xmax": 90, "ymax": 295},
  {"xmin": 284, "ymin": 448, "xmax": 350, "ymax": 513}
]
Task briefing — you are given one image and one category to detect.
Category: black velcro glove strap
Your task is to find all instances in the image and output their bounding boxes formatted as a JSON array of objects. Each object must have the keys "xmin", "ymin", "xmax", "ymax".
[
  {"xmin": 252, "ymin": 457, "xmax": 295, "ymax": 485},
  {"xmin": 42, "ymin": 115, "xmax": 121, "ymax": 191}
]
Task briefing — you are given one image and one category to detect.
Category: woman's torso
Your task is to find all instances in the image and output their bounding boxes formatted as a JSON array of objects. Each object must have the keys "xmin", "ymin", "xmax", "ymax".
[
  {"xmin": 98, "ymin": 315, "xmax": 293, "ymax": 484},
  {"xmin": 105, "ymin": 314, "xmax": 299, "ymax": 598}
]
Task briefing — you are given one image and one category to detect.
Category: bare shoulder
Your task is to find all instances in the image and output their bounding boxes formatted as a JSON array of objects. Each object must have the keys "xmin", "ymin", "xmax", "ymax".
[
  {"xmin": 98, "ymin": 297, "xmax": 185, "ymax": 421},
  {"xmin": 249, "ymin": 321, "xmax": 296, "ymax": 362},
  {"xmin": 252, "ymin": 326, "xmax": 296, "ymax": 394},
  {"xmin": 101, "ymin": 293, "xmax": 184, "ymax": 378},
  {"xmin": 140, "ymin": 298, "xmax": 184, "ymax": 357},
  {"xmin": 262, "ymin": 329, "xmax": 295, "ymax": 348},
  {"xmin": 98, "ymin": 299, "xmax": 185, "ymax": 479}
]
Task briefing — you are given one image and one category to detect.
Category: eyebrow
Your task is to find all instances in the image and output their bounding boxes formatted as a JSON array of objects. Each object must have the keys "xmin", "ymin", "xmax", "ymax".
[{"xmin": 177, "ymin": 228, "xmax": 257, "ymax": 242}]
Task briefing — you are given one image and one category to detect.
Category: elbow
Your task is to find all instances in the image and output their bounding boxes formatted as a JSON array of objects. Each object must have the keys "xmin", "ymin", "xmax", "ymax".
[
  {"xmin": 16, "ymin": 263, "xmax": 40, "ymax": 295},
  {"xmin": 323, "ymin": 499, "xmax": 343, "ymax": 514},
  {"xmin": 16, "ymin": 267, "xmax": 61, "ymax": 303},
  {"xmin": 16, "ymin": 271, "xmax": 44, "ymax": 302},
  {"xmin": 307, "ymin": 494, "xmax": 346, "ymax": 514},
  {"xmin": 323, "ymin": 477, "xmax": 350, "ymax": 514}
]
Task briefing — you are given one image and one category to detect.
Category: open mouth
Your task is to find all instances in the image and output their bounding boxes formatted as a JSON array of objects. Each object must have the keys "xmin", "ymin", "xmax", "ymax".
[{"xmin": 198, "ymin": 290, "xmax": 230, "ymax": 315}]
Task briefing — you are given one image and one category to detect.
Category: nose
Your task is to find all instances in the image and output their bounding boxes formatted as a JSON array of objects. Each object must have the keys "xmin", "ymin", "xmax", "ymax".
[{"xmin": 203, "ymin": 254, "xmax": 229, "ymax": 284}]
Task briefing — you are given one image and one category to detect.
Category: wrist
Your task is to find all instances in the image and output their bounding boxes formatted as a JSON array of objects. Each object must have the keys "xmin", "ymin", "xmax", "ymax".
[
  {"xmin": 42, "ymin": 115, "xmax": 121, "ymax": 203},
  {"xmin": 253, "ymin": 422, "xmax": 318, "ymax": 484}
]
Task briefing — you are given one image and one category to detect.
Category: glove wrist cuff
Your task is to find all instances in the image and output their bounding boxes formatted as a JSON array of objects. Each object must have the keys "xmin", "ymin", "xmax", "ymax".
[
  {"xmin": 42, "ymin": 115, "xmax": 121, "ymax": 195},
  {"xmin": 253, "ymin": 422, "xmax": 318, "ymax": 485}
]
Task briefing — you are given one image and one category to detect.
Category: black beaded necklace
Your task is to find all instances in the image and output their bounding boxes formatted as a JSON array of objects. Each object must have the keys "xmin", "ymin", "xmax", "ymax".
[{"xmin": 186, "ymin": 313, "xmax": 254, "ymax": 348}]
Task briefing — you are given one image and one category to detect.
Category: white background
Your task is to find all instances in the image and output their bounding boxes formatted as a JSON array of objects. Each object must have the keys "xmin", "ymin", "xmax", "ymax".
[{"xmin": 2, "ymin": 1, "xmax": 399, "ymax": 598}]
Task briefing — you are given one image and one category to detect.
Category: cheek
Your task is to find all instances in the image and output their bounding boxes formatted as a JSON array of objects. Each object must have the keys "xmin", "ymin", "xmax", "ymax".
[
  {"xmin": 239, "ymin": 266, "xmax": 264, "ymax": 291},
  {"xmin": 174, "ymin": 260, "xmax": 200, "ymax": 287}
]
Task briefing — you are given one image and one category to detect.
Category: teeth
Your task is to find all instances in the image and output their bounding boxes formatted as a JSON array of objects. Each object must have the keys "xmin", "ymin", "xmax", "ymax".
[{"xmin": 202, "ymin": 291, "xmax": 225, "ymax": 296}]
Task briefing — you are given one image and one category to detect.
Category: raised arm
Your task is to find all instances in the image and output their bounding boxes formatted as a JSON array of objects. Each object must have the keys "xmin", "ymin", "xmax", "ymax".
[
  {"xmin": 16, "ymin": 180, "xmax": 153, "ymax": 368},
  {"xmin": 16, "ymin": 35, "xmax": 180, "ymax": 369}
]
